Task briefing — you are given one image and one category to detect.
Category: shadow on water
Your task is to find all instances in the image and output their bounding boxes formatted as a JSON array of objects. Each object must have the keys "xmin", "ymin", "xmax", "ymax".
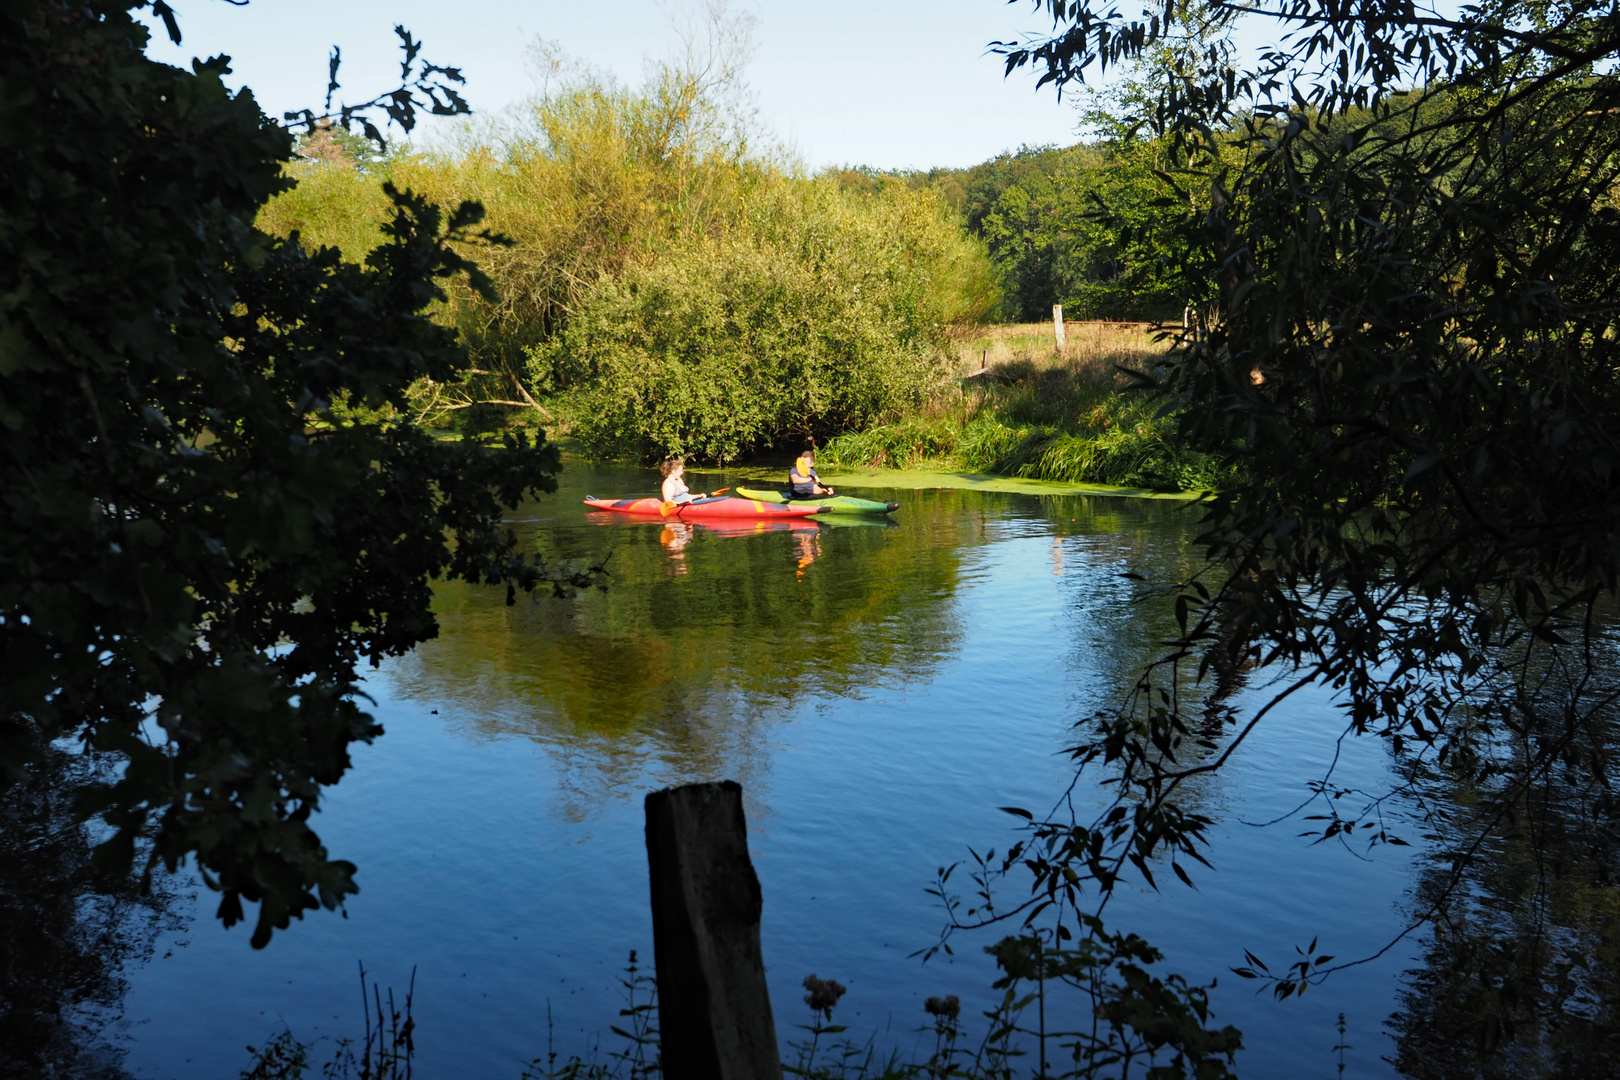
[{"xmin": 0, "ymin": 750, "xmax": 181, "ymax": 1080}]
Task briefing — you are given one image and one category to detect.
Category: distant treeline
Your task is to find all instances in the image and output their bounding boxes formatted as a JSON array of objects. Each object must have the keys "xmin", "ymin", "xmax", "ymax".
[{"xmin": 823, "ymin": 86, "xmax": 1204, "ymax": 325}]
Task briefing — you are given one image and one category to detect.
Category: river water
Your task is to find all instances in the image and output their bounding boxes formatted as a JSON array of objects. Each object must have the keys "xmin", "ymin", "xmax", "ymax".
[{"xmin": 110, "ymin": 458, "xmax": 1423, "ymax": 1078}]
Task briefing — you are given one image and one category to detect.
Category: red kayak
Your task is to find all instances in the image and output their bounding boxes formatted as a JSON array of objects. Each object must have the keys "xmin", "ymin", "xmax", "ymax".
[{"xmin": 583, "ymin": 495, "xmax": 829, "ymax": 519}]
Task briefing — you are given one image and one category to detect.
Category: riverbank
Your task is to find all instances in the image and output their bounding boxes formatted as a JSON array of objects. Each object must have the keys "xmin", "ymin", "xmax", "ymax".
[
  {"xmin": 718, "ymin": 463, "xmax": 1204, "ymax": 501},
  {"xmin": 463, "ymin": 321, "xmax": 1228, "ymax": 496},
  {"xmin": 805, "ymin": 321, "xmax": 1226, "ymax": 494}
]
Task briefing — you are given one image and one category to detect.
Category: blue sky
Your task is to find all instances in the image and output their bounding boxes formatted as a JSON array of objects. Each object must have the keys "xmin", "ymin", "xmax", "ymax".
[{"xmin": 138, "ymin": 0, "xmax": 1094, "ymax": 170}]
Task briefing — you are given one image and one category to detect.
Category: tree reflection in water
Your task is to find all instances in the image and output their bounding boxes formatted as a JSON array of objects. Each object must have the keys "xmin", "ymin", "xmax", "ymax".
[
  {"xmin": 384, "ymin": 497, "xmax": 965, "ymax": 818},
  {"xmin": 1389, "ymin": 685, "xmax": 1620, "ymax": 1079},
  {"xmin": 0, "ymin": 749, "xmax": 179, "ymax": 1078}
]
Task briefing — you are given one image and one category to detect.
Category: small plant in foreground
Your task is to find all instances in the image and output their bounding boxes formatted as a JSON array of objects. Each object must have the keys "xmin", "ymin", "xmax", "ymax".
[
  {"xmin": 789, "ymin": 974, "xmax": 850, "ymax": 1076},
  {"xmin": 922, "ymin": 994, "xmax": 964, "ymax": 1079},
  {"xmin": 239, "ymin": 964, "xmax": 415, "ymax": 1080},
  {"xmin": 522, "ymin": 951, "xmax": 660, "ymax": 1079}
]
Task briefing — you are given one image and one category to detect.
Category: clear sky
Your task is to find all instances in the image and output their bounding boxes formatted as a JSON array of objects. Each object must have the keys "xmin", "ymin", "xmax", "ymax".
[{"xmin": 138, "ymin": 0, "xmax": 1091, "ymax": 170}]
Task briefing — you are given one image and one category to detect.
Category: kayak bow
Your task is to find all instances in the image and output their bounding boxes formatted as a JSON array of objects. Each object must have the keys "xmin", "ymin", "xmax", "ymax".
[{"xmin": 734, "ymin": 486, "xmax": 900, "ymax": 514}]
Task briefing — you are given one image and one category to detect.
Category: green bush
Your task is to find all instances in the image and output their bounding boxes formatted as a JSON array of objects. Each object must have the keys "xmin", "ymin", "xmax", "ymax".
[
  {"xmin": 258, "ymin": 34, "xmax": 998, "ymax": 440},
  {"xmin": 537, "ymin": 179, "xmax": 988, "ymax": 462}
]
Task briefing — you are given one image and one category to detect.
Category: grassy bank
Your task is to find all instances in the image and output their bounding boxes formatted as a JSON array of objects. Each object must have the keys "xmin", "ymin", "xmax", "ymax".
[{"xmin": 818, "ymin": 322, "xmax": 1230, "ymax": 492}]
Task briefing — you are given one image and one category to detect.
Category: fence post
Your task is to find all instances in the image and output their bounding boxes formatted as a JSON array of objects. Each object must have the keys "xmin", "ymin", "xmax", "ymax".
[
  {"xmin": 1053, "ymin": 303, "xmax": 1066, "ymax": 350},
  {"xmin": 645, "ymin": 781, "xmax": 783, "ymax": 1080}
]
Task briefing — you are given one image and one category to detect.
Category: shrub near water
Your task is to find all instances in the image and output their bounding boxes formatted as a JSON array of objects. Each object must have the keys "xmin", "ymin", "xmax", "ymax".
[
  {"xmin": 257, "ymin": 21, "xmax": 996, "ymax": 444},
  {"xmin": 536, "ymin": 179, "xmax": 991, "ymax": 462}
]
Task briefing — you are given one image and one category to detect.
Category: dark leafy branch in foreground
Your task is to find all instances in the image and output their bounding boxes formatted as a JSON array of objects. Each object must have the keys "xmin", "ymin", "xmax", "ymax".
[
  {"xmin": 279, "ymin": 24, "xmax": 470, "ymax": 148},
  {"xmin": 914, "ymin": 0, "xmax": 1620, "ymax": 1069},
  {"xmin": 2, "ymin": 1, "xmax": 598, "ymax": 953},
  {"xmin": 146, "ymin": 1, "xmax": 470, "ymax": 148}
]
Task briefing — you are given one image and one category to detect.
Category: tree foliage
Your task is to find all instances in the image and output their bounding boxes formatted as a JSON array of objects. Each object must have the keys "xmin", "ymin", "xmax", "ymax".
[
  {"xmin": 926, "ymin": 0, "xmax": 1620, "ymax": 1067},
  {"xmin": 922, "ymin": 129, "xmax": 1211, "ymax": 323},
  {"xmin": 1, "ymin": 1, "xmax": 586, "ymax": 948},
  {"xmin": 258, "ymin": 21, "xmax": 997, "ymax": 444},
  {"xmin": 539, "ymin": 178, "xmax": 987, "ymax": 462},
  {"xmin": 949, "ymin": 145, "xmax": 1090, "ymax": 321}
]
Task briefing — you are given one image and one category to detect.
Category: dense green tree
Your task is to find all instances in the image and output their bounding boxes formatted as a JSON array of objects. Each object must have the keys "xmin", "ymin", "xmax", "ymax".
[
  {"xmin": 924, "ymin": 133, "xmax": 1209, "ymax": 323},
  {"xmin": 939, "ymin": 145, "xmax": 1090, "ymax": 320},
  {"xmin": 0, "ymin": 1, "xmax": 587, "ymax": 949},
  {"xmin": 258, "ymin": 26, "xmax": 997, "ymax": 442},
  {"xmin": 1049, "ymin": 82, "xmax": 1220, "ymax": 322}
]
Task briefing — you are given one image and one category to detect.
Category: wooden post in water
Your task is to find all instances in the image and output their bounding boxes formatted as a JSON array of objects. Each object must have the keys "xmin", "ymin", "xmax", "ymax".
[
  {"xmin": 1053, "ymin": 303, "xmax": 1066, "ymax": 350},
  {"xmin": 645, "ymin": 781, "xmax": 783, "ymax": 1080}
]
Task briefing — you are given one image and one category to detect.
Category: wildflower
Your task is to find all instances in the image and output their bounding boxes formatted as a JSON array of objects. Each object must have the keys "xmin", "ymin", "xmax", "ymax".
[
  {"xmin": 802, "ymin": 974, "xmax": 847, "ymax": 1015},
  {"xmin": 924, "ymin": 995, "xmax": 961, "ymax": 1020}
]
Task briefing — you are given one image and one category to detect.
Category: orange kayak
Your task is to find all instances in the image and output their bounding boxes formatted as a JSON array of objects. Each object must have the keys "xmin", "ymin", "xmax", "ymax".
[{"xmin": 583, "ymin": 495, "xmax": 829, "ymax": 519}]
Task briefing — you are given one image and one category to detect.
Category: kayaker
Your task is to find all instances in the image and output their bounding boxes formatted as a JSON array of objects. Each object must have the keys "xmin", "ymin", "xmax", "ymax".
[
  {"xmin": 660, "ymin": 458, "xmax": 706, "ymax": 504},
  {"xmin": 788, "ymin": 447, "xmax": 834, "ymax": 498}
]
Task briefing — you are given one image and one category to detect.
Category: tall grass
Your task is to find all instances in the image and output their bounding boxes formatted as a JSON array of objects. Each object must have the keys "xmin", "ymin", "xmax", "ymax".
[{"xmin": 820, "ymin": 323, "xmax": 1230, "ymax": 491}]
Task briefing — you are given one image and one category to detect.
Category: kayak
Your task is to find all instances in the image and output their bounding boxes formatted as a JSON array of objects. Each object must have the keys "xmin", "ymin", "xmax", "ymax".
[
  {"xmin": 583, "ymin": 495, "xmax": 829, "ymax": 519},
  {"xmin": 734, "ymin": 486, "xmax": 900, "ymax": 514}
]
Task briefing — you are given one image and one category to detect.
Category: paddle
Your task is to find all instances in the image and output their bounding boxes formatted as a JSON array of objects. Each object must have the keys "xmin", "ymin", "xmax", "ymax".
[{"xmin": 660, "ymin": 487, "xmax": 728, "ymax": 516}]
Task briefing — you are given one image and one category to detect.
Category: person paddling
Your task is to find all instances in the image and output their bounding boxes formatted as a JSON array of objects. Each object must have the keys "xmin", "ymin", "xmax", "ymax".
[
  {"xmin": 788, "ymin": 447, "xmax": 834, "ymax": 498},
  {"xmin": 660, "ymin": 458, "xmax": 710, "ymax": 505}
]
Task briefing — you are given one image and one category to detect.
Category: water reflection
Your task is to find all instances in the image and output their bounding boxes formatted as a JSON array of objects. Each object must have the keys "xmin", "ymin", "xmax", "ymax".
[
  {"xmin": 99, "ymin": 460, "xmax": 1449, "ymax": 1079},
  {"xmin": 794, "ymin": 531, "xmax": 820, "ymax": 577},
  {"xmin": 650, "ymin": 517, "xmax": 828, "ymax": 579},
  {"xmin": 1386, "ymin": 661, "xmax": 1620, "ymax": 1079},
  {"xmin": 658, "ymin": 521, "xmax": 691, "ymax": 573},
  {"xmin": 385, "ymin": 486, "xmax": 976, "ymax": 822}
]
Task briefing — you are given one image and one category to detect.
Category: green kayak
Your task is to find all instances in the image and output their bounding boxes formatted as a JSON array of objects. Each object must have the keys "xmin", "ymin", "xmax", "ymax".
[{"xmin": 734, "ymin": 486, "xmax": 899, "ymax": 514}]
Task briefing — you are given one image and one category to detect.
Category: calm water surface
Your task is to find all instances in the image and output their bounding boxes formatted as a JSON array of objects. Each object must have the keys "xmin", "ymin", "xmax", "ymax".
[{"xmin": 114, "ymin": 459, "xmax": 1421, "ymax": 1078}]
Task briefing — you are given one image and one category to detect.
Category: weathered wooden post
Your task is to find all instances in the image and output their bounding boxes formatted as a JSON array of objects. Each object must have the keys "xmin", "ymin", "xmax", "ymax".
[
  {"xmin": 645, "ymin": 781, "xmax": 783, "ymax": 1080},
  {"xmin": 1053, "ymin": 303, "xmax": 1066, "ymax": 350}
]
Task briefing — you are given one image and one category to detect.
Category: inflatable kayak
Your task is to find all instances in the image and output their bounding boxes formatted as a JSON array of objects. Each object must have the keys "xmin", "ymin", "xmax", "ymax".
[
  {"xmin": 583, "ymin": 495, "xmax": 829, "ymax": 519},
  {"xmin": 734, "ymin": 486, "xmax": 900, "ymax": 514}
]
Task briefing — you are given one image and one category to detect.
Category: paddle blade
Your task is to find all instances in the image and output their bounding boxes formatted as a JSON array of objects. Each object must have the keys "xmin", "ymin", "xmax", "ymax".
[{"xmin": 660, "ymin": 501, "xmax": 677, "ymax": 517}]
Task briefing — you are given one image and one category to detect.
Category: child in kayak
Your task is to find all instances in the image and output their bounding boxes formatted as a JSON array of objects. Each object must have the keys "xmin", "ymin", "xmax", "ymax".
[
  {"xmin": 660, "ymin": 458, "xmax": 711, "ymax": 504},
  {"xmin": 788, "ymin": 447, "xmax": 835, "ymax": 498}
]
